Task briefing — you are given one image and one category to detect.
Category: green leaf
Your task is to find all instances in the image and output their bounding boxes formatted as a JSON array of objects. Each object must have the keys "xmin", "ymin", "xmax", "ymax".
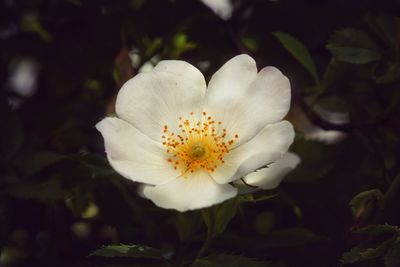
[
  {"xmin": 341, "ymin": 225, "xmax": 399, "ymax": 266},
  {"xmin": 366, "ymin": 13, "xmax": 400, "ymax": 50},
  {"xmin": 274, "ymin": 32, "xmax": 319, "ymax": 84},
  {"xmin": 202, "ymin": 195, "xmax": 253, "ymax": 237},
  {"xmin": 20, "ymin": 14, "xmax": 52, "ymax": 42},
  {"xmin": 168, "ymin": 33, "xmax": 197, "ymax": 59},
  {"xmin": 241, "ymin": 36, "xmax": 259, "ymax": 52},
  {"xmin": 143, "ymin": 37, "xmax": 163, "ymax": 58},
  {"xmin": 349, "ymin": 189, "xmax": 384, "ymax": 218},
  {"xmin": 326, "ymin": 28, "xmax": 381, "ymax": 64},
  {"xmin": 29, "ymin": 150, "xmax": 65, "ymax": 176},
  {"xmin": 341, "ymin": 238, "xmax": 395, "ymax": 265},
  {"xmin": 89, "ymin": 244, "xmax": 164, "ymax": 260},
  {"xmin": 355, "ymin": 224, "xmax": 399, "ymax": 236},
  {"xmin": 384, "ymin": 236, "xmax": 400, "ymax": 267},
  {"xmin": 174, "ymin": 211, "xmax": 203, "ymax": 242},
  {"xmin": 74, "ymin": 152, "xmax": 114, "ymax": 178},
  {"xmin": 191, "ymin": 254, "xmax": 281, "ymax": 267},
  {"xmin": 374, "ymin": 62, "xmax": 400, "ymax": 84}
]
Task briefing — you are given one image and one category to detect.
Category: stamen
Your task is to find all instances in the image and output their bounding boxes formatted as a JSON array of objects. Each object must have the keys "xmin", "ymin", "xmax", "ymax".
[{"xmin": 161, "ymin": 112, "xmax": 238, "ymax": 176}]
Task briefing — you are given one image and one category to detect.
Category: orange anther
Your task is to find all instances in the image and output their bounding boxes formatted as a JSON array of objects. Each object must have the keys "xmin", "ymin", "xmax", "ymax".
[{"xmin": 162, "ymin": 112, "xmax": 235, "ymax": 175}]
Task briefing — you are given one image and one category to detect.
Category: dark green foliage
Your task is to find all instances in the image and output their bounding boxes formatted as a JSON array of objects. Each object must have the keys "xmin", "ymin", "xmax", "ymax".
[
  {"xmin": 1, "ymin": 1, "xmax": 400, "ymax": 267},
  {"xmin": 341, "ymin": 225, "xmax": 400, "ymax": 266},
  {"xmin": 191, "ymin": 254, "xmax": 280, "ymax": 267},
  {"xmin": 90, "ymin": 244, "xmax": 165, "ymax": 260},
  {"xmin": 326, "ymin": 28, "xmax": 382, "ymax": 64},
  {"xmin": 274, "ymin": 32, "xmax": 319, "ymax": 84}
]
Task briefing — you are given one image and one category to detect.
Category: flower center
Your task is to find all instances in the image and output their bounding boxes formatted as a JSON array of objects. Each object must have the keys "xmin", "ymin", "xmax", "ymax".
[
  {"xmin": 161, "ymin": 111, "xmax": 238, "ymax": 177},
  {"xmin": 190, "ymin": 142, "xmax": 207, "ymax": 159}
]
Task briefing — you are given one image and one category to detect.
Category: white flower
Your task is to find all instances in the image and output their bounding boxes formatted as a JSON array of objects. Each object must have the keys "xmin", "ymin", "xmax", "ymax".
[
  {"xmin": 200, "ymin": 0, "xmax": 233, "ymax": 20},
  {"xmin": 96, "ymin": 54, "xmax": 295, "ymax": 212},
  {"xmin": 234, "ymin": 152, "xmax": 301, "ymax": 194}
]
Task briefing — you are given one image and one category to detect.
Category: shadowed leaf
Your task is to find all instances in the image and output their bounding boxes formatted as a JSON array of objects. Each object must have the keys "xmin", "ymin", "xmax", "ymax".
[
  {"xmin": 90, "ymin": 244, "xmax": 165, "ymax": 260},
  {"xmin": 274, "ymin": 32, "xmax": 319, "ymax": 84},
  {"xmin": 326, "ymin": 28, "xmax": 381, "ymax": 64}
]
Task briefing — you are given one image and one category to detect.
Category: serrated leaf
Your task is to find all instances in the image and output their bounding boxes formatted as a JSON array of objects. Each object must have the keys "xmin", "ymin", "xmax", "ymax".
[
  {"xmin": 274, "ymin": 32, "xmax": 319, "ymax": 84},
  {"xmin": 384, "ymin": 236, "xmax": 400, "ymax": 267},
  {"xmin": 341, "ymin": 225, "xmax": 399, "ymax": 266},
  {"xmin": 366, "ymin": 13, "xmax": 400, "ymax": 50},
  {"xmin": 191, "ymin": 254, "xmax": 281, "ymax": 267},
  {"xmin": 355, "ymin": 224, "xmax": 399, "ymax": 236},
  {"xmin": 341, "ymin": 238, "xmax": 395, "ymax": 265},
  {"xmin": 89, "ymin": 244, "xmax": 164, "ymax": 260},
  {"xmin": 327, "ymin": 46, "xmax": 381, "ymax": 64},
  {"xmin": 326, "ymin": 28, "xmax": 381, "ymax": 64}
]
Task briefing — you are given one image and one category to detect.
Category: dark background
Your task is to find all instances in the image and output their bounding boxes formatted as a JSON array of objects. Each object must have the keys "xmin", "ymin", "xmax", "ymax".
[{"xmin": 1, "ymin": 0, "xmax": 400, "ymax": 266}]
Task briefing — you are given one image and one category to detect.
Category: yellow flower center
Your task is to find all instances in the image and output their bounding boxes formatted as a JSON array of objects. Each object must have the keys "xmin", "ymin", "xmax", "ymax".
[{"xmin": 162, "ymin": 111, "xmax": 238, "ymax": 176}]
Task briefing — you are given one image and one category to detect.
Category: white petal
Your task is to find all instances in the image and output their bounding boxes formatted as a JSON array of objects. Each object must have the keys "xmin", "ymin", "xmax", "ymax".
[
  {"xmin": 142, "ymin": 170, "xmax": 237, "ymax": 212},
  {"xmin": 96, "ymin": 117, "xmax": 179, "ymax": 185},
  {"xmin": 116, "ymin": 60, "xmax": 206, "ymax": 142},
  {"xmin": 305, "ymin": 128, "xmax": 347, "ymax": 145},
  {"xmin": 241, "ymin": 152, "xmax": 301, "ymax": 192},
  {"xmin": 205, "ymin": 55, "xmax": 291, "ymax": 145},
  {"xmin": 211, "ymin": 121, "xmax": 295, "ymax": 184},
  {"xmin": 200, "ymin": 0, "xmax": 233, "ymax": 20},
  {"xmin": 292, "ymin": 105, "xmax": 347, "ymax": 145}
]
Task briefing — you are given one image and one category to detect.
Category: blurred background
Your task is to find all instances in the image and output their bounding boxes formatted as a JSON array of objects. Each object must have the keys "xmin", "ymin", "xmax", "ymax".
[{"xmin": 1, "ymin": 0, "xmax": 400, "ymax": 266}]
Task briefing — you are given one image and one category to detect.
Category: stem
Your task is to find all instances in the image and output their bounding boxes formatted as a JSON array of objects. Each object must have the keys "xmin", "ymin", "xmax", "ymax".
[
  {"xmin": 240, "ymin": 178, "xmax": 258, "ymax": 189},
  {"xmin": 196, "ymin": 229, "xmax": 213, "ymax": 259}
]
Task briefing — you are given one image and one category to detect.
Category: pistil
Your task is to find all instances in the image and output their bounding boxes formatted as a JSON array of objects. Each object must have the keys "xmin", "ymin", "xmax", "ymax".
[{"xmin": 161, "ymin": 111, "xmax": 238, "ymax": 176}]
